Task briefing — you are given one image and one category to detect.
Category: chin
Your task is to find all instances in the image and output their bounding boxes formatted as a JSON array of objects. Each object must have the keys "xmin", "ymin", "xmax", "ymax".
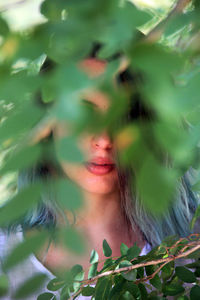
[{"xmin": 62, "ymin": 162, "xmax": 119, "ymax": 195}]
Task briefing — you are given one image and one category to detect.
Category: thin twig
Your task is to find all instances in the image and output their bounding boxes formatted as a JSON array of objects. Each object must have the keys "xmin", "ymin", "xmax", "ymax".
[
  {"xmin": 135, "ymin": 260, "xmax": 171, "ymax": 284},
  {"xmin": 145, "ymin": 0, "xmax": 192, "ymax": 43},
  {"xmin": 81, "ymin": 243, "xmax": 200, "ymax": 285},
  {"xmin": 71, "ymin": 238, "xmax": 200, "ymax": 299}
]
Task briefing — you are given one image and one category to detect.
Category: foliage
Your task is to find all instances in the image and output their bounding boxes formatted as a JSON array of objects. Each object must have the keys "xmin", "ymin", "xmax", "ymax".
[{"xmin": 0, "ymin": 0, "xmax": 200, "ymax": 299}]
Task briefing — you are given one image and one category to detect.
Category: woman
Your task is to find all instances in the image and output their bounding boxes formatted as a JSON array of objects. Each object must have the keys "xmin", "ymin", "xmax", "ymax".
[{"xmin": 1, "ymin": 54, "xmax": 198, "ymax": 299}]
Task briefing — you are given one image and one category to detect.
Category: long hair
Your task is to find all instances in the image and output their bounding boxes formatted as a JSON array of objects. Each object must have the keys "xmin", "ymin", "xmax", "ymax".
[{"xmin": 16, "ymin": 54, "xmax": 199, "ymax": 248}]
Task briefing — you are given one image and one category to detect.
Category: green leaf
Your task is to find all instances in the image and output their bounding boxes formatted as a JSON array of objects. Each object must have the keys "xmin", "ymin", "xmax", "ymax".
[
  {"xmin": 37, "ymin": 292, "xmax": 56, "ymax": 300},
  {"xmin": 70, "ymin": 264, "xmax": 83, "ymax": 278},
  {"xmin": 90, "ymin": 249, "xmax": 99, "ymax": 264},
  {"xmin": 177, "ymin": 296, "xmax": 189, "ymax": 300},
  {"xmin": 138, "ymin": 283, "xmax": 148, "ymax": 300},
  {"xmin": 73, "ymin": 268, "xmax": 85, "ymax": 293},
  {"xmin": 127, "ymin": 244, "xmax": 141, "ymax": 260},
  {"xmin": 103, "ymin": 239, "xmax": 112, "ymax": 257},
  {"xmin": 0, "ymin": 274, "xmax": 9, "ymax": 297},
  {"xmin": 0, "ymin": 144, "xmax": 42, "ymax": 175},
  {"xmin": 117, "ymin": 260, "xmax": 137, "ymax": 282},
  {"xmin": 0, "ymin": 16, "xmax": 9, "ymax": 37},
  {"xmin": 161, "ymin": 262, "xmax": 174, "ymax": 280},
  {"xmin": 81, "ymin": 286, "xmax": 95, "ymax": 296},
  {"xmin": 95, "ymin": 277, "xmax": 112, "ymax": 300},
  {"xmin": 55, "ymin": 179, "xmax": 83, "ymax": 211},
  {"xmin": 175, "ymin": 266, "xmax": 196, "ymax": 283},
  {"xmin": 47, "ymin": 278, "xmax": 65, "ymax": 291},
  {"xmin": 61, "ymin": 227, "xmax": 85, "ymax": 254},
  {"xmin": 137, "ymin": 155, "xmax": 177, "ymax": 214},
  {"xmin": 120, "ymin": 290, "xmax": 135, "ymax": 300},
  {"xmin": 0, "ymin": 183, "xmax": 42, "ymax": 226},
  {"xmin": 150, "ymin": 274, "xmax": 162, "ymax": 290},
  {"xmin": 190, "ymin": 204, "xmax": 200, "ymax": 229},
  {"xmin": 162, "ymin": 283, "xmax": 185, "ymax": 296},
  {"xmin": 55, "ymin": 136, "xmax": 83, "ymax": 162},
  {"xmin": 120, "ymin": 243, "xmax": 129, "ymax": 256},
  {"xmin": 124, "ymin": 282, "xmax": 141, "ymax": 300},
  {"xmin": 13, "ymin": 273, "xmax": 47, "ymax": 299},
  {"xmin": 190, "ymin": 285, "xmax": 200, "ymax": 300},
  {"xmin": 3, "ymin": 231, "xmax": 48, "ymax": 271},
  {"xmin": 88, "ymin": 262, "xmax": 98, "ymax": 279}
]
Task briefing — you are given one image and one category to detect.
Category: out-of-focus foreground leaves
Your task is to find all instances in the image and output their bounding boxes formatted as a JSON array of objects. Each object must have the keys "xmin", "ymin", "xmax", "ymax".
[{"xmin": 0, "ymin": 0, "xmax": 200, "ymax": 299}]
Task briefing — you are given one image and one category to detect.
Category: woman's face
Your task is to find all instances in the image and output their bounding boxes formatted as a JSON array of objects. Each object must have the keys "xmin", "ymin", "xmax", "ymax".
[{"xmin": 58, "ymin": 58, "xmax": 119, "ymax": 195}]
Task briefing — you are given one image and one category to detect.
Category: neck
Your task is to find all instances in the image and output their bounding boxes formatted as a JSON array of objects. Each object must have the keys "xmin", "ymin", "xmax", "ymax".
[{"xmin": 77, "ymin": 188, "xmax": 122, "ymax": 225}]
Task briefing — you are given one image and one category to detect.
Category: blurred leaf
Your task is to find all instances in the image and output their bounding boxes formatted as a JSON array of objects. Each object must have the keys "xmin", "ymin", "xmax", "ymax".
[
  {"xmin": 55, "ymin": 179, "xmax": 82, "ymax": 211},
  {"xmin": 61, "ymin": 227, "xmax": 85, "ymax": 254},
  {"xmin": 0, "ymin": 16, "xmax": 9, "ymax": 37},
  {"xmin": 137, "ymin": 155, "xmax": 177, "ymax": 214},
  {"xmin": 97, "ymin": 1, "xmax": 151, "ymax": 59},
  {"xmin": 175, "ymin": 266, "xmax": 196, "ymax": 283},
  {"xmin": 55, "ymin": 136, "xmax": 83, "ymax": 163},
  {"xmin": 90, "ymin": 249, "xmax": 99, "ymax": 264},
  {"xmin": 13, "ymin": 273, "xmax": 47, "ymax": 299},
  {"xmin": 0, "ymin": 144, "xmax": 42, "ymax": 175},
  {"xmin": 40, "ymin": 0, "xmax": 66, "ymax": 21},
  {"xmin": 0, "ymin": 274, "xmax": 9, "ymax": 297},
  {"xmin": 0, "ymin": 183, "xmax": 42, "ymax": 226},
  {"xmin": 0, "ymin": 101, "xmax": 43, "ymax": 147},
  {"xmin": 164, "ymin": 11, "xmax": 196, "ymax": 36},
  {"xmin": 3, "ymin": 230, "xmax": 48, "ymax": 271},
  {"xmin": 103, "ymin": 239, "xmax": 112, "ymax": 257}
]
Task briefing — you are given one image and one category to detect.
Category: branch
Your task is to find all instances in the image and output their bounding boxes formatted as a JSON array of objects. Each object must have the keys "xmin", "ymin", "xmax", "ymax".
[
  {"xmin": 70, "ymin": 236, "xmax": 200, "ymax": 299},
  {"xmin": 145, "ymin": 0, "xmax": 192, "ymax": 43},
  {"xmin": 82, "ymin": 244, "xmax": 200, "ymax": 285}
]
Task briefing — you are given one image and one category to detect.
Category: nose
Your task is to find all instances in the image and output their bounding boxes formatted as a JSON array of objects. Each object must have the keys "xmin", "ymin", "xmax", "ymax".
[{"xmin": 91, "ymin": 131, "xmax": 113, "ymax": 150}]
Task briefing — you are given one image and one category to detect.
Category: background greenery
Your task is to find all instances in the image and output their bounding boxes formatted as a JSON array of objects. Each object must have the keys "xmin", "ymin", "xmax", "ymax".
[{"xmin": 0, "ymin": 0, "xmax": 200, "ymax": 299}]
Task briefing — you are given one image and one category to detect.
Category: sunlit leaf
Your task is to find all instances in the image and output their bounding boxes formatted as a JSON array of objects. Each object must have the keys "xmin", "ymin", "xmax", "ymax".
[
  {"xmin": 0, "ymin": 183, "xmax": 42, "ymax": 226},
  {"xmin": 90, "ymin": 249, "xmax": 99, "ymax": 264},
  {"xmin": 0, "ymin": 144, "xmax": 42, "ymax": 175}
]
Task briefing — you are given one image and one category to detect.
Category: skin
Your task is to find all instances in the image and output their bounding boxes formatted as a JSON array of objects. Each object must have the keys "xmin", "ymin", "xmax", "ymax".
[{"xmin": 35, "ymin": 58, "xmax": 144, "ymax": 275}]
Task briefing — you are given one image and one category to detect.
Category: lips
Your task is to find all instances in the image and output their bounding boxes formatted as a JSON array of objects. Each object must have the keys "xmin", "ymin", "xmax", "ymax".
[{"xmin": 85, "ymin": 157, "xmax": 115, "ymax": 175}]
